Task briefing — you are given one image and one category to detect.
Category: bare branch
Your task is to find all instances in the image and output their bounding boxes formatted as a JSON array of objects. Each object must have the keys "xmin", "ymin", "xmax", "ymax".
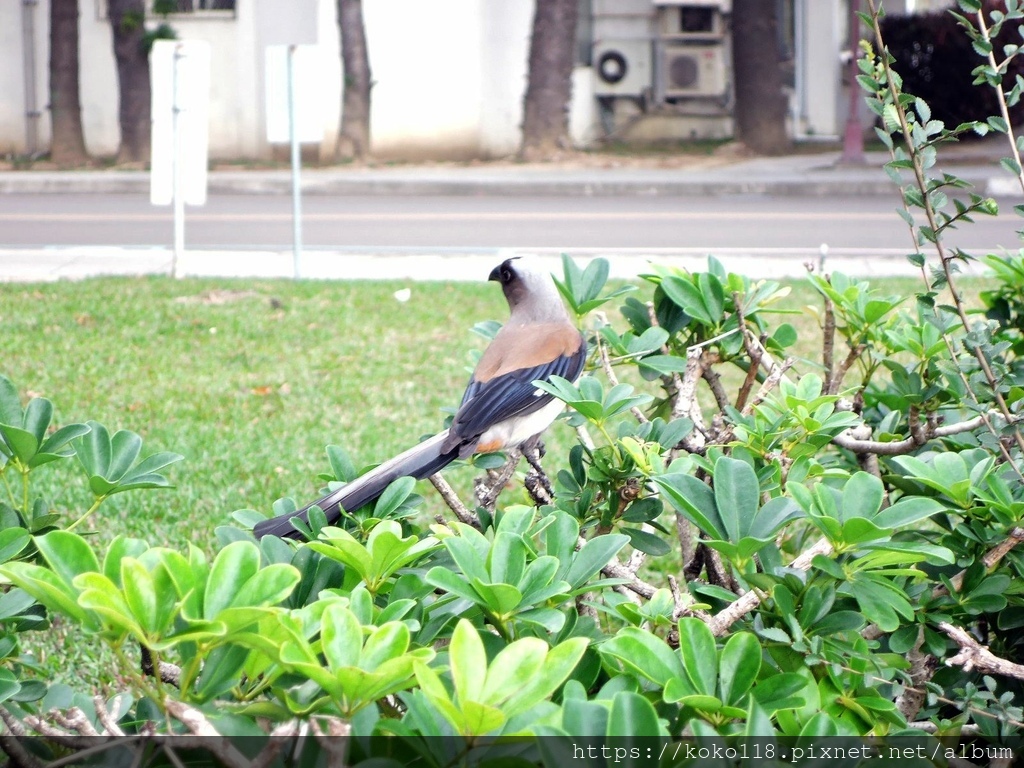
[
  {"xmin": 140, "ymin": 646, "xmax": 181, "ymax": 688},
  {"xmin": 21, "ymin": 716, "xmax": 94, "ymax": 748},
  {"xmin": 0, "ymin": 708, "xmax": 42, "ymax": 768},
  {"xmin": 895, "ymin": 627, "xmax": 936, "ymax": 722},
  {"xmin": 53, "ymin": 707, "xmax": 99, "ymax": 736},
  {"xmin": 700, "ymin": 352, "xmax": 731, "ymax": 413},
  {"xmin": 675, "ymin": 510, "xmax": 697, "ymax": 575},
  {"xmin": 907, "ymin": 721, "xmax": 982, "ymax": 736},
  {"xmin": 165, "ymin": 699, "xmax": 220, "ymax": 736},
  {"xmin": 474, "ymin": 448, "xmax": 522, "ymax": 512},
  {"xmin": 939, "ymin": 622, "xmax": 1024, "ymax": 680},
  {"xmin": 0, "ymin": 736, "xmax": 43, "ymax": 768},
  {"xmin": 933, "ymin": 527, "xmax": 1024, "ymax": 599},
  {"xmin": 672, "ymin": 348, "xmax": 703, "ymax": 423},
  {"xmin": 822, "ymin": 293, "xmax": 837, "ymax": 392},
  {"xmin": 522, "ymin": 439, "xmax": 554, "ymax": 505},
  {"xmin": 429, "ymin": 474, "xmax": 480, "ymax": 528},
  {"xmin": 93, "ymin": 695, "xmax": 126, "ymax": 737},
  {"xmin": 600, "ymin": 555, "xmax": 657, "ymax": 600},
  {"xmin": 735, "ymin": 343, "xmax": 763, "ymax": 413},
  {"xmin": 833, "ymin": 412, "xmax": 995, "ymax": 455}
]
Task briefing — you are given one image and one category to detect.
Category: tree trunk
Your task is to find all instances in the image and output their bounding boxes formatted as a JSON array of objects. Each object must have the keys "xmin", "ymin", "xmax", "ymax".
[
  {"xmin": 49, "ymin": 0, "xmax": 88, "ymax": 166},
  {"xmin": 108, "ymin": 0, "xmax": 151, "ymax": 164},
  {"xmin": 520, "ymin": 0, "xmax": 579, "ymax": 161},
  {"xmin": 336, "ymin": 0, "xmax": 372, "ymax": 162},
  {"xmin": 731, "ymin": 0, "xmax": 792, "ymax": 155}
]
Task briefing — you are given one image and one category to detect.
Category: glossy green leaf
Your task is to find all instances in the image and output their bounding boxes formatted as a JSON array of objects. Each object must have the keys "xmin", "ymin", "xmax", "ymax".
[
  {"xmin": 719, "ymin": 632, "xmax": 761, "ymax": 706},
  {"xmin": 204, "ymin": 541, "xmax": 260, "ymax": 620},
  {"xmin": 607, "ymin": 690, "xmax": 662, "ymax": 737}
]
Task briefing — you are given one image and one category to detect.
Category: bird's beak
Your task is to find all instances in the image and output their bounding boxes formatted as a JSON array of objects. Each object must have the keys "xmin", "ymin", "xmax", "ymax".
[{"xmin": 488, "ymin": 265, "xmax": 502, "ymax": 282}]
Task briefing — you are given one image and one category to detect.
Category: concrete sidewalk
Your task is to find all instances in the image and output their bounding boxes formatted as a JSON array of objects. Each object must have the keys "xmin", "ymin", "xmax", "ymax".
[
  {"xmin": 0, "ymin": 245, "xmax": 987, "ymax": 284},
  {"xmin": 0, "ymin": 147, "xmax": 1015, "ymax": 198}
]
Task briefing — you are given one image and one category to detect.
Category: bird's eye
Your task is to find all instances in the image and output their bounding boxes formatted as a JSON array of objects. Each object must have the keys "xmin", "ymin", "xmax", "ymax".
[{"xmin": 501, "ymin": 267, "xmax": 513, "ymax": 282}]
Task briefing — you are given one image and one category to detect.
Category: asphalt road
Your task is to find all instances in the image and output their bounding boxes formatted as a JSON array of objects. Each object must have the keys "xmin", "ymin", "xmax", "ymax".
[{"xmin": 2, "ymin": 193, "xmax": 1022, "ymax": 256}]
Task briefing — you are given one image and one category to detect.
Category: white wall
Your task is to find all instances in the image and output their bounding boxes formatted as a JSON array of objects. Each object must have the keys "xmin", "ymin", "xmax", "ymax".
[{"xmin": 1, "ymin": 0, "xmax": 52, "ymax": 154}]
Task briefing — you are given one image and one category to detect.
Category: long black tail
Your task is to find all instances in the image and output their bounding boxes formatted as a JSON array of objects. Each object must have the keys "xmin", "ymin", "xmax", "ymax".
[{"xmin": 253, "ymin": 430, "xmax": 460, "ymax": 540}]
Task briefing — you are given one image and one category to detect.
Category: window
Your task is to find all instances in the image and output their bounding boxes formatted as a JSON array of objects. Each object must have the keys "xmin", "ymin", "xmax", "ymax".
[
  {"xmin": 167, "ymin": 0, "xmax": 236, "ymax": 10},
  {"xmin": 94, "ymin": 0, "xmax": 235, "ymax": 19}
]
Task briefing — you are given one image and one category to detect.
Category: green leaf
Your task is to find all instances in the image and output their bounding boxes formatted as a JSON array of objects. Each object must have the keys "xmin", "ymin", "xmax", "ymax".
[
  {"xmin": 1, "ymin": 562, "xmax": 89, "ymax": 625},
  {"xmin": 601, "ymin": 627, "xmax": 685, "ymax": 689},
  {"xmin": 35, "ymin": 531, "xmax": 100, "ymax": 589},
  {"xmin": 873, "ymin": 496, "xmax": 945, "ymax": 529},
  {"xmin": 564, "ymin": 534, "xmax": 629, "ymax": 590},
  {"xmin": 607, "ymin": 690, "xmax": 662, "ymax": 737},
  {"xmin": 120, "ymin": 558, "xmax": 162, "ymax": 637},
  {"xmin": 321, "ymin": 603, "xmax": 363, "ymax": 671},
  {"xmin": 0, "ymin": 528, "xmax": 30, "ymax": 564},
  {"xmin": 676, "ymin": 617, "xmax": 717, "ymax": 696},
  {"xmin": 841, "ymin": 472, "xmax": 883, "ymax": 521},
  {"xmin": 204, "ymin": 541, "xmax": 260, "ymax": 620},
  {"xmin": 450, "ymin": 619, "xmax": 486, "ymax": 705},
  {"xmin": 719, "ymin": 632, "xmax": 761, "ymax": 706},
  {"xmin": 620, "ymin": 526, "xmax": 671, "ymax": 556},
  {"xmin": 714, "ymin": 457, "xmax": 759, "ymax": 542},
  {"xmin": 661, "ymin": 276, "xmax": 714, "ymax": 325},
  {"xmin": 501, "ymin": 637, "xmax": 588, "ymax": 719},
  {"xmin": 751, "ymin": 673, "xmax": 810, "ymax": 713},
  {"xmin": 374, "ymin": 476, "xmax": 416, "ymax": 518},
  {"xmin": 232, "ymin": 563, "xmax": 300, "ymax": 608},
  {"xmin": 0, "ymin": 377, "xmax": 23, "ymax": 426},
  {"xmin": 654, "ymin": 473, "xmax": 726, "ymax": 540}
]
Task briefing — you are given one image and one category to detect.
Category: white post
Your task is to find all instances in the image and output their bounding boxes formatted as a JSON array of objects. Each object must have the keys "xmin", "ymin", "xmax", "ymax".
[
  {"xmin": 288, "ymin": 44, "xmax": 303, "ymax": 279},
  {"xmin": 172, "ymin": 43, "xmax": 185, "ymax": 279}
]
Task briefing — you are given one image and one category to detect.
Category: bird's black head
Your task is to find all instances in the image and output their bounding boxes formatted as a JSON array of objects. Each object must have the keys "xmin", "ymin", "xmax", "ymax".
[
  {"xmin": 488, "ymin": 257, "xmax": 520, "ymax": 286},
  {"xmin": 488, "ymin": 257, "xmax": 527, "ymax": 308}
]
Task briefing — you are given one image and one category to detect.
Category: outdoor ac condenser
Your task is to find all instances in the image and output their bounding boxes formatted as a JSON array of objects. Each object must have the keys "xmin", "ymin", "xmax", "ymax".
[
  {"xmin": 656, "ymin": 41, "xmax": 728, "ymax": 99},
  {"xmin": 592, "ymin": 39, "xmax": 653, "ymax": 97}
]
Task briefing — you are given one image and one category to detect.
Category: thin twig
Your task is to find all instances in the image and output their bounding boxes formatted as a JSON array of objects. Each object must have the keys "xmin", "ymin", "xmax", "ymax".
[
  {"xmin": 822, "ymin": 293, "xmax": 837, "ymax": 392},
  {"xmin": 700, "ymin": 352, "xmax": 731, "ymax": 412},
  {"xmin": 742, "ymin": 356, "xmax": 795, "ymax": 417},
  {"xmin": 596, "ymin": 325, "xmax": 649, "ymax": 424},
  {"xmin": 934, "ymin": 526, "xmax": 1024, "ymax": 598},
  {"xmin": 429, "ymin": 474, "xmax": 480, "ymax": 528}
]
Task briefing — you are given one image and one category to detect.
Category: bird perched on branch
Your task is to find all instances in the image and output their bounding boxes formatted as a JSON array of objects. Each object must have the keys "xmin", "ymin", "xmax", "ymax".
[{"xmin": 253, "ymin": 257, "xmax": 587, "ymax": 540}]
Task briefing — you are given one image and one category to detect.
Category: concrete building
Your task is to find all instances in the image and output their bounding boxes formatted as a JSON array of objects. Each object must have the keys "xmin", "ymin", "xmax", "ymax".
[{"xmin": 1, "ymin": 0, "xmax": 917, "ymax": 161}]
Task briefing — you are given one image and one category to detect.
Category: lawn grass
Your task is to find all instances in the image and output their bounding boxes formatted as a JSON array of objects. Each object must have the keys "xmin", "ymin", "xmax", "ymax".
[{"xmin": 0, "ymin": 268, "xmax": 971, "ymax": 686}]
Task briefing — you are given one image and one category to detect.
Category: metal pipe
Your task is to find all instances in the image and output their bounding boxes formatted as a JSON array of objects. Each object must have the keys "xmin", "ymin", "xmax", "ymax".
[
  {"xmin": 20, "ymin": 0, "xmax": 40, "ymax": 155},
  {"xmin": 172, "ymin": 43, "xmax": 185, "ymax": 278},
  {"xmin": 288, "ymin": 44, "xmax": 303, "ymax": 279}
]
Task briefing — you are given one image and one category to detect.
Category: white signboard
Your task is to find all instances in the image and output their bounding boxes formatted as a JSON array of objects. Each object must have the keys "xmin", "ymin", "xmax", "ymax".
[
  {"xmin": 150, "ymin": 40, "xmax": 210, "ymax": 206},
  {"xmin": 265, "ymin": 45, "xmax": 324, "ymax": 144}
]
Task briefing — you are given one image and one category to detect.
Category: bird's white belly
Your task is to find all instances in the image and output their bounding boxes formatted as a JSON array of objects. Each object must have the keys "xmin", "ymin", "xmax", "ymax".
[{"xmin": 477, "ymin": 397, "xmax": 567, "ymax": 450}]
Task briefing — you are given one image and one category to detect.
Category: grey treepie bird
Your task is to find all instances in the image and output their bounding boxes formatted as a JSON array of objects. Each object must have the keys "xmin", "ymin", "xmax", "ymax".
[{"xmin": 253, "ymin": 257, "xmax": 587, "ymax": 540}]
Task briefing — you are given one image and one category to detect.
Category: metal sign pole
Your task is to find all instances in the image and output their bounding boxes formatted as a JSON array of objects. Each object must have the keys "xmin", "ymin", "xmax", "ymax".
[
  {"xmin": 288, "ymin": 44, "xmax": 303, "ymax": 279},
  {"xmin": 172, "ymin": 43, "xmax": 185, "ymax": 278}
]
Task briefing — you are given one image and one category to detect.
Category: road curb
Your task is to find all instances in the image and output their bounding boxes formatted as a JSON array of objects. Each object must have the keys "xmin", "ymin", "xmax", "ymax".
[{"xmin": 2, "ymin": 170, "xmax": 1002, "ymax": 198}]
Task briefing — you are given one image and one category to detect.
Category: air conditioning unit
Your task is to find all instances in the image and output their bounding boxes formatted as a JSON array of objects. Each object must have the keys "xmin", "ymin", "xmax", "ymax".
[
  {"xmin": 656, "ymin": 41, "xmax": 728, "ymax": 99},
  {"xmin": 592, "ymin": 39, "xmax": 652, "ymax": 97}
]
